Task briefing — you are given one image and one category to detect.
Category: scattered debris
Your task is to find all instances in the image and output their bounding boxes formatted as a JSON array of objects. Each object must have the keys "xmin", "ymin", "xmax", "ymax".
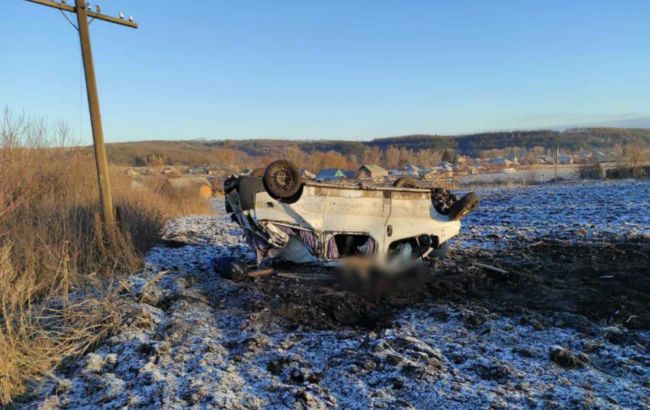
[{"xmin": 473, "ymin": 262, "xmax": 509, "ymax": 276}]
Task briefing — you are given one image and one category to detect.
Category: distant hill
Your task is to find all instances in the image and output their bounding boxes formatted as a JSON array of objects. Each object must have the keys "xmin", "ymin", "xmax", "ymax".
[
  {"xmin": 556, "ymin": 116, "xmax": 650, "ymax": 130},
  {"xmin": 105, "ymin": 127, "xmax": 650, "ymax": 167},
  {"xmin": 368, "ymin": 128, "xmax": 650, "ymax": 155}
]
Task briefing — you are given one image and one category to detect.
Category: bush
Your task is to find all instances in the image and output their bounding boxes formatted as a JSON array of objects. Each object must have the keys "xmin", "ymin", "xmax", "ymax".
[
  {"xmin": 0, "ymin": 109, "xmax": 209, "ymax": 404},
  {"xmin": 606, "ymin": 166, "xmax": 647, "ymax": 179},
  {"xmin": 579, "ymin": 163, "xmax": 604, "ymax": 179}
]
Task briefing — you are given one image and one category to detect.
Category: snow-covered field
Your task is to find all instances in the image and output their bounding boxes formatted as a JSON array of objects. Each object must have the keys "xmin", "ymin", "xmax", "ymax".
[
  {"xmin": 461, "ymin": 179, "xmax": 650, "ymax": 248},
  {"xmin": 25, "ymin": 180, "xmax": 650, "ymax": 409}
]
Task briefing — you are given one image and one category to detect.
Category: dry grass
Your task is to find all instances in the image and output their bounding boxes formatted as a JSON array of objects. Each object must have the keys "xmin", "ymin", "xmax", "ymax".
[
  {"xmin": 140, "ymin": 175, "xmax": 214, "ymax": 217},
  {"xmin": 0, "ymin": 245, "xmax": 123, "ymax": 404},
  {"xmin": 0, "ymin": 109, "xmax": 211, "ymax": 404}
]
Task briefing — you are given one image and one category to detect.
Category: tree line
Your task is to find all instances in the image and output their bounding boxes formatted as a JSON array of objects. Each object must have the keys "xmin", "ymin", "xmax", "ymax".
[{"xmin": 105, "ymin": 127, "xmax": 650, "ymax": 171}]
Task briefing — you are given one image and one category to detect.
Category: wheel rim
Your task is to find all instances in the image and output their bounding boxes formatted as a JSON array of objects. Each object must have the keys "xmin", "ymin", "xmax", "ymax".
[{"xmin": 272, "ymin": 167, "xmax": 295, "ymax": 193}]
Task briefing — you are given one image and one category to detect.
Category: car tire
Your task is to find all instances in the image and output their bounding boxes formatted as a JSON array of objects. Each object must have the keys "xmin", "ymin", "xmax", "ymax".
[
  {"xmin": 263, "ymin": 160, "xmax": 302, "ymax": 201},
  {"xmin": 430, "ymin": 241, "xmax": 450, "ymax": 258},
  {"xmin": 220, "ymin": 261, "xmax": 249, "ymax": 282},
  {"xmin": 223, "ymin": 176, "xmax": 239, "ymax": 194},
  {"xmin": 281, "ymin": 184, "xmax": 304, "ymax": 205},
  {"xmin": 448, "ymin": 192, "xmax": 479, "ymax": 220},
  {"xmin": 393, "ymin": 177, "xmax": 418, "ymax": 188}
]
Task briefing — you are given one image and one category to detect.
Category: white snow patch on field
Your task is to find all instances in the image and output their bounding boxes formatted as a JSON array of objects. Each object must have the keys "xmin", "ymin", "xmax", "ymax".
[{"xmin": 460, "ymin": 179, "xmax": 650, "ymax": 248}]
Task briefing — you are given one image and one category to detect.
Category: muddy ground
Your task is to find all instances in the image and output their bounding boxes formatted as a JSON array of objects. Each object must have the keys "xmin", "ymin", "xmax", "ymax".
[
  {"xmin": 19, "ymin": 180, "xmax": 650, "ymax": 409},
  {"xmin": 246, "ymin": 237, "xmax": 650, "ymax": 333}
]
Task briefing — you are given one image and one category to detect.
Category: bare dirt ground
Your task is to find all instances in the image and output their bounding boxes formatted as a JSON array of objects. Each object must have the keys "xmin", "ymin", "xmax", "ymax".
[{"xmin": 18, "ymin": 180, "xmax": 650, "ymax": 409}]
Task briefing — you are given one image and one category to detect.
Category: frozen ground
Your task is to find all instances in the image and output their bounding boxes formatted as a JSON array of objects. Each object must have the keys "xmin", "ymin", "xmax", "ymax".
[
  {"xmin": 461, "ymin": 179, "xmax": 650, "ymax": 248},
  {"xmin": 22, "ymin": 180, "xmax": 650, "ymax": 409}
]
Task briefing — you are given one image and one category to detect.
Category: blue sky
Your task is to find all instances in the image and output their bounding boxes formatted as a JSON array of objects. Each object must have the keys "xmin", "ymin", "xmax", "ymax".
[{"xmin": 1, "ymin": 0, "xmax": 649, "ymax": 144}]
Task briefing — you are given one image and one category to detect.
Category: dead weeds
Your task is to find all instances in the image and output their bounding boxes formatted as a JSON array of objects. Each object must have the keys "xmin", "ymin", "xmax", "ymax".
[{"xmin": 0, "ymin": 109, "xmax": 185, "ymax": 404}]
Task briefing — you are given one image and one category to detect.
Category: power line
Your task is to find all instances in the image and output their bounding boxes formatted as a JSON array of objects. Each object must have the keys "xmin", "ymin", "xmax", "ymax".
[{"xmin": 58, "ymin": 8, "xmax": 77, "ymax": 30}]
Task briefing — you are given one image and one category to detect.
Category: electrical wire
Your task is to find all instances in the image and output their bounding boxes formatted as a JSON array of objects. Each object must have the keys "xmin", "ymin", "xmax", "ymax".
[{"xmin": 58, "ymin": 9, "xmax": 78, "ymax": 31}]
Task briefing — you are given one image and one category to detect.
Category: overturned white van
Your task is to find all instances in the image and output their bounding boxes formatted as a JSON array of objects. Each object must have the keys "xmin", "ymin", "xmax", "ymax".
[{"xmin": 222, "ymin": 160, "xmax": 479, "ymax": 277}]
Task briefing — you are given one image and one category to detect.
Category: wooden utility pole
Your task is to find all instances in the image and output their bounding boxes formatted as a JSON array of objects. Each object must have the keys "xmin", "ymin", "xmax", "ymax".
[{"xmin": 24, "ymin": 0, "xmax": 137, "ymax": 241}]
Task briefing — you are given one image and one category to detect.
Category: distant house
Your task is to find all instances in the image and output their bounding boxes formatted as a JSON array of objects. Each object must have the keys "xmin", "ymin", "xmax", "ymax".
[
  {"xmin": 456, "ymin": 156, "xmax": 469, "ymax": 165},
  {"xmin": 557, "ymin": 155, "xmax": 573, "ymax": 165},
  {"xmin": 594, "ymin": 151, "xmax": 607, "ymax": 161},
  {"xmin": 421, "ymin": 167, "xmax": 439, "ymax": 180},
  {"xmin": 579, "ymin": 151, "xmax": 593, "ymax": 160},
  {"xmin": 439, "ymin": 161, "xmax": 455, "ymax": 172},
  {"xmin": 402, "ymin": 164, "xmax": 420, "ymax": 176},
  {"xmin": 432, "ymin": 164, "xmax": 454, "ymax": 176},
  {"xmin": 315, "ymin": 168, "xmax": 346, "ymax": 181},
  {"xmin": 419, "ymin": 167, "xmax": 434, "ymax": 178},
  {"xmin": 344, "ymin": 170, "xmax": 357, "ymax": 179},
  {"xmin": 506, "ymin": 151, "xmax": 519, "ymax": 164},
  {"xmin": 300, "ymin": 169, "xmax": 316, "ymax": 180},
  {"xmin": 357, "ymin": 164, "xmax": 388, "ymax": 180},
  {"xmin": 189, "ymin": 166, "xmax": 209, "ymax": 175},
  {"xmin": 490, "ymin": 157, "xmax": 518, "ymax": 167}
]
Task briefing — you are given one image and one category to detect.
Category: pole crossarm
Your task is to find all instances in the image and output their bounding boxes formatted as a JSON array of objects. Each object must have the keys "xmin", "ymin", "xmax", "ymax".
[{"xmin": 24, "ymin": 0, "xmax": 138, "ymax": 28}]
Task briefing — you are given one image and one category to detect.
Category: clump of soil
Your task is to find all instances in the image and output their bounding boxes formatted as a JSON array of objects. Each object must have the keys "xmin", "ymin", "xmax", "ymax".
[{"xmin": 549, "ymin": 346, "xmax": 591, "ymax": 369}]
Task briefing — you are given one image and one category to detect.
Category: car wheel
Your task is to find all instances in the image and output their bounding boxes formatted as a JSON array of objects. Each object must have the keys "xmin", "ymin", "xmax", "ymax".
[
  {"xmin": 448, "ymin": 192, "xmax": 479, "ymax": 220},
  {"xmin": 263, "ymin": 160, "xmax": 302, "ymax": 201},
  {"xmin": 393, "ymin": 177, "xmax": 418, "ymax": 188}
]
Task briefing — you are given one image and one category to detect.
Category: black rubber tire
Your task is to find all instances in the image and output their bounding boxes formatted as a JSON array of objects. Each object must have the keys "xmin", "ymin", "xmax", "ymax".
[
  {"xmin": 220, "ymin": 261, "xmax": 249, "ymax": 282},
  {"xmin": 250, "ymin": 167, "xmax": 265, "ymax": 177},
  {"xmin": 223, "ymin": 176, "xmax": 239, "ymax": 194},
  {"xmin": 263, "ymin": 160, "xmax": 302, "ymax": 200},
  {"xmin": 238, "ymin": 176, "xmax": 265, "ymax": 210},
  {"xmin": 448, "ymin": 192, "xmax": 480, "ymax": 220},
  {"xmin": 393, "ymin": 177, "xmax": 418, "ymax": 188},
  {"xmin": 431, "ymin": 188, "xmax": 458, "ymax": 215},
  {"xmin": 281, "ymin": 184, "xmax": 304, "ymax": 205},
  {"xmin": 430, "ymin": 241, "xmax": 450, "ymax": 258}
]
